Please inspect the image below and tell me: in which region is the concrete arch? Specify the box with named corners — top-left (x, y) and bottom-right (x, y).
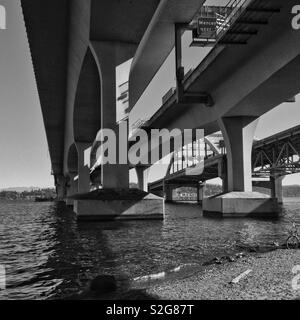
top-left (73, 47), bottom-right (101, 143)
top-left (67, 143), bottom-right (78, 174)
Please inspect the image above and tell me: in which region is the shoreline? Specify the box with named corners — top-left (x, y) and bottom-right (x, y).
top-left (68, 247), bottom-right (300, 300)
top-left (144, 249), bottom-right (300, 300)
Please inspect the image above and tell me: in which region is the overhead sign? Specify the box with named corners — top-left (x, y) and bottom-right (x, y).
top-left (193, 6), bottom-right (232, 40)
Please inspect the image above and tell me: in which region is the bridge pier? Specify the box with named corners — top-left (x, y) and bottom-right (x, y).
top-left (253, 176), bottom-right (283, 204)
top-left (164, 183), bottom-right (174, 202)
top-left (271, 176), bottom-right (283, 204)
top-left (197, 183), bottom-right (206, 203)
top-left (66, 173), bottom-right (77, 206)
top-left (93, 42), bottom-right (132, 190)
top-left (55, 175), bottom-right (67, 202)
top-left (73, 42), bottom-right (164, 220)
top-left (219, 161), bottom-right (228, 193)
top-left (220, 116), bottom-right (259, 192)
top-left (203, 116), bottom-right (279, 217)
top-left (136, 166), bottom-right (149, 192)
top-left (77, 142), bottom-right (91, 194)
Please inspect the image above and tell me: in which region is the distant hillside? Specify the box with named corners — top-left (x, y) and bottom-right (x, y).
top-left (0, 188), bottom-right (56, 201)
top-left (1, 184), bottom-right (300, 197)
top-left (0, 187), bottom-right (41, 192)
top-left (254, 185), bottom-right (300, 197)
top-left (129, 183), bottom-right (139, 189)
top-left (283, 185), bottom-right (300, 197)
top-left (176, 184), bottom-right (300, 198)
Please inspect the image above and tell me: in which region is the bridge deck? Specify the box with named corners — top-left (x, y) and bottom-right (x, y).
top-left (141, 0), bottom-right (292, 138)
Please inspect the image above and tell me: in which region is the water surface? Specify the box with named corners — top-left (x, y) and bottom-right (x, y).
top-left (0, 199), bottom-right (299, 299)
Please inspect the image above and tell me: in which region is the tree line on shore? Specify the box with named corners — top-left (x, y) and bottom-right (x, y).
top-left (1, 184), bottom-right (299, 201)
top-left (175, 184), bottom-right (300, 198)
top-left (0, 188), bottom-right (56, 200)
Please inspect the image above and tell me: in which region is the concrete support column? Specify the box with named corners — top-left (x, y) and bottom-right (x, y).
top-left (73, 42), bottom-right (165, 221)
top-left (136, 166), bottom-right (149, 192)
top-left (66, 173), bottom-right (77, 206)
top-left (90, 167), bottom-right (102, 190)
top-left (76, 142), bottom-right (91, 193)
top-left (218, 116), bottom-right (259, 192)
top-left (218, 159), bottom-right (228, 193)
top-left (204, 118), bottom-right (279, 216)
top-left (197, 183), bottom-right (206, 203)
top-left (271, 175), bottom-right (284, 204)
top-left (222, 176), bottom-right (228, 193)
top-left (91, 41), bottom-right (136, 189)
top-left (56, 175), bottom-right (67, 201)
top-left (164, 183), bottom-right (173, 202)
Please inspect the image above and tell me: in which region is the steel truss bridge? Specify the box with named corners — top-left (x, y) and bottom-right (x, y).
top-left (149, 125), bottom-right (300, 194)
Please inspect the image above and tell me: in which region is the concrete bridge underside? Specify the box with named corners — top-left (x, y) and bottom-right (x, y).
top-left (21, 0), bottom-right (300, 219)
top-left (22, 0), bottom-right (165, 220)
top-left (129, 0), bottom-right (300, 216)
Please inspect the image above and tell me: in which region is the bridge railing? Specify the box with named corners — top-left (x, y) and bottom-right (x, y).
top-left (215, 0), bottom-right (249, 37)
top-left (191, 0), bottom-right (252, 47)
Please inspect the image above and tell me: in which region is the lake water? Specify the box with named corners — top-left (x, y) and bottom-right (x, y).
top-left (0, 198), bottom-right (300, 299)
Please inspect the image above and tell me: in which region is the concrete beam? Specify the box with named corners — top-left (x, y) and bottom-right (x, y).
top-left (63, 0), bottom-right (91, 175)
top-left (129, 0), bottom-right (205, 110)
top-left (21, 0), bottom-right (70, 175)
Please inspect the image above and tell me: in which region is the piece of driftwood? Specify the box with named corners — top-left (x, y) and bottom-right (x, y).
top-left (230, 269), bottom-right (252, 284)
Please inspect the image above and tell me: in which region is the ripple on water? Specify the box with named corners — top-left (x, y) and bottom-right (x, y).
top-left (0, 198), bottom-right (299, 299)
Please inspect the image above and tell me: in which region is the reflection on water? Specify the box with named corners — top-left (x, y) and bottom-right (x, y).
top-left (0, 198), bottom-right (299, 299)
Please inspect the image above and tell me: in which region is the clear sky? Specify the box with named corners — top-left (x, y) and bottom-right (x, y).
top-left (0, 0), bottom-right (53, 188)
top-left (0, 0), bottom-right (299, 189)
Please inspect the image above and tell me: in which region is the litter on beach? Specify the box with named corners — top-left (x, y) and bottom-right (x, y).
top-left (230, 269), bottom-right (253, 284)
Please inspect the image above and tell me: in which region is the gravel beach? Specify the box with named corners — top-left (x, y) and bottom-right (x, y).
top-left (146, 249), bottom-right (300, 300)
